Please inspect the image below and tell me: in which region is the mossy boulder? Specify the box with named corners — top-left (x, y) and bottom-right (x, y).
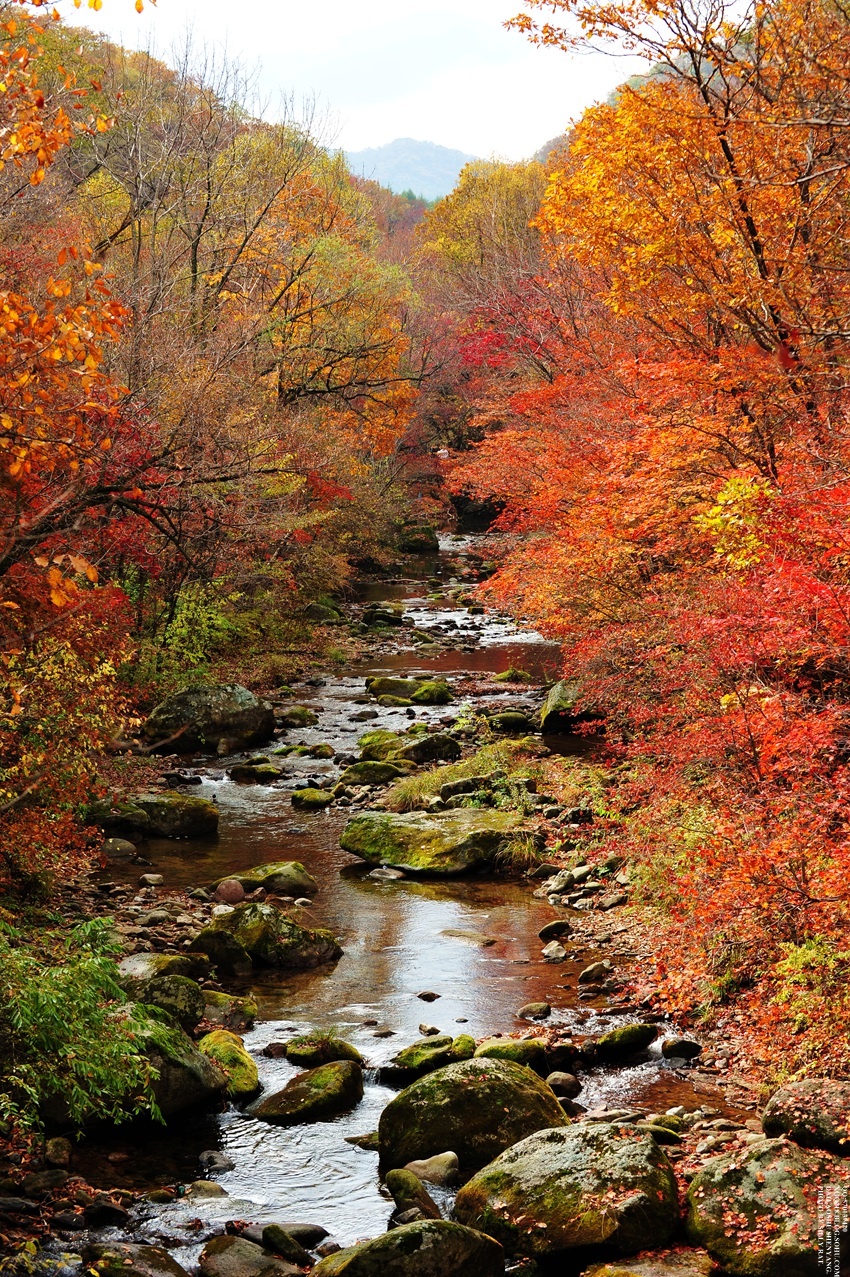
top-left (291, 787), bottom-right (333, 810)
top-left (92, 792), bottom-right (219, 838)
top-left (187, 927), bottom-right (253, 977)
top-left (250, 1060), bottom-right (363, 1126)
top-left (338, 760), bottom-right (407, 787)
top-left (303, 602), bottom-right (343, 623)
top-left (358, 729), bottom-right (404, 761)
top-left (85, 1244), bottom-right (191, 1277)
top-left (143, 683), bottom-right (275, 753)
top-left (211, 861), bottom-right (318, 897)
top-left (487, 711), bottom-right (536, 733)
top-left (592, 1023), bottom-right (658, 1061)
top-left (398, 525), bottom-right (440, 553)
top-left (135, 1012), bottom-right (228, 1117)
top-left (387, 1034), bottom-right (474, 1083)
top-left (340, 808), bottom-right (525, 876)
top-left (378, 695), bottom-right (412, 707)
top-left (394, 733), bottom-right (461, 764)
top-left (285, 1033), bottom-right (364, 1068)
top-left (139, 975), bottom-right (205, 1031)
top-left (384, 1168), bottom-right (441, 1220)
top-left (366, 677), bottom-right (420, 699)
top-left (540, 679), bottom-right (582, 733)
top-left (686, 1138), bottom-right (845, 1276)
top-left (583, 1256), bottom-right (716, 1277)
top-left (455, 1123), bottom-right (679, 1260)
top-left (410, 680), bottom-right (453, 705)
top-left (202, 990), bottom-right (257, 1032)
top-left (378, 1057), bottom-right (567, 1170)
top-left (277, 705), bottom-right (319, 728)
top-left (198, 1030), bottom-right (259, 1098)
top-left (493, 668), bottom-right (533, 684)
top-left (118, 951), bottom-right (210, 991)
top-left (474, 1038), bottom-right (547, 1073)
top-left (198, 1236), bottom-right (299, 1277)
top-left (311, 1220), bottom-right (504, 1277)
top-left (761, 1077), bottom-right (850, 1154)
top-left (207, 902), bottom-right (341, 968)
top-left (228, 762), bottom-right (284, 783)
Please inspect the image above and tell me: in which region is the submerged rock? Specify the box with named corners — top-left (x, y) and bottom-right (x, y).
top-left (455, 1123), bottom-right (679, 1260)
top-left (310, 1220), bottom-right (504, 1276)
top-left (761, 1077), bottom-right (850, 1154)
top-left (205, 902), bottom-right (341, 968)
top-left (378, 1057), bottom-right (567, 1170)
top-left (340, 808), bottom-right (526, 875)
top-left (686, 1137), bottom-right (845, 1276)
top-left (250, 1060), bottom-right (363, 1126)
top-left (143, 683), bottom-right (275, 753)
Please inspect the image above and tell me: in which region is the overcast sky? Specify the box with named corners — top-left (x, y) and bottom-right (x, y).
top-left (64, 0), bottom-right (643, 159)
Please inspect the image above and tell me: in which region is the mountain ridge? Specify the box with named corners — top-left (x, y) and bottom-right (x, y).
top-left (344, 137), bottom-right (479, 201)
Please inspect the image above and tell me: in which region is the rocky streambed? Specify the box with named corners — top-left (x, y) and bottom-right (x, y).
top-left (5, 536), bottom-right (846, 1277)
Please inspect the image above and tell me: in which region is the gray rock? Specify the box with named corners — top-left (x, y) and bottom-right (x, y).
top-left (517, 1001), bottom-right (551, 1020)
top-left (83, 1244), bottom-right (192, 1277)
top-left (310, 1220), bottom-right (504, 1276)
top-left (540, 679), bottom-right (582, 732)
top-left (197, 1236), bottom-right (299, 1277)
top-left (761, 1077), bottom-right (850, 1154)
top-left (403, 1152), bottom-right (459, 1186)
top-left (144, 683), bottom-right (274, 753)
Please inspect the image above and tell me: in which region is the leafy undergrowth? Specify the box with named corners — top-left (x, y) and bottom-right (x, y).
top-left (383, 739), bottom-right (545, 812)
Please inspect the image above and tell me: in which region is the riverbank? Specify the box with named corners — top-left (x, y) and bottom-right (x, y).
top-left (0, 534), bottom-right (843, 1277)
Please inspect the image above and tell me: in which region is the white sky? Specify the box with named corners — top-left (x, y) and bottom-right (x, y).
top-left (63, 0), bottom-right (644, 159)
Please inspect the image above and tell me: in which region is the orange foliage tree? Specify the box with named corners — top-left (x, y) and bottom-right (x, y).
top-left (446, 0), bottom-right (850, 1071)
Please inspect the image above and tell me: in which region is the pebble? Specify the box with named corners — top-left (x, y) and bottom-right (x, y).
top-left (419, 1024), bottom-right (440, 1036)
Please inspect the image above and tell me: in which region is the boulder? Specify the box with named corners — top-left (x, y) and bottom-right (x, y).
top-left (277, 705), bottom-right (319, 728)
top-left (487, 711), bottom-right (536, 733)
top-left (285, 1033), bottom-right (364, 1068)
top-left (761, 1077), bottom-right (850, 1155)
top-left (250, 1060), bottom-right (363, 1125)
top-left (540, 679), bottom-right (582, 733)
top-left (85, 1244), bottom-right (191, 1277)
top-left (358, 729), bottom-right (405, 760)
top-left (393, 733), bottom-right (461, 764)
top-left (211, 861), bottom-right (318, 897)
top-left (92, 792), bottom-right (219, 838)
top-left (378, 1057), bottom-right (567, 1170)
top-left (340, 808), bottom-right (525, 875)
top-left (143, 684), bottom-right (275, 753)
top-left (517, 1001), bottom-right (551, 1020)
top-left (198, 1236), bottom-right (300, 1277)
top-left (255, 1226), bottom-right (312, 1266)
top-left (136, 1013), bottom-right (228, 1117)
top-left (291, 787), bottom-right (333, 810)
top-left (455, 1123), bottom-right (679, 1260)
top-left (686, 1137), bottom-right (845, 1276)
top-left (228, 763), bottom-right (283, 783)
top-left (398, 525), bottom-right (440, 553)
top-left (384, 1168), bottom-right (442, 1221)
top-left (410, 681), bottom-right (453, 705)
top-left (198, 1030), bottom-right (259, 1098)
top-left (592, 1023), bottom-right (658, 1061)
top-left (385, 1034), bottom-right (473, 1083)
top-left (187, 927), bottom-right (253, 977)
top-left (661, 1037), bottom-right (702, 1061)
top-left (138, 975), bottom-right (205, 1030)
top-left (205, 902), bottom-right (341, 968)
top-left (338, 761), bottom-right (407, 787)
top-left (118, 952), bottom-right (210, 992)
top-left (310, 1220), bottom-right (504, 1276)
top-left (366, 677), bottom-right (421, 700)
top-left (474, 1038), bottom-right (547, 1073)
top-left (403, 1152), bottom-right (459, 1186)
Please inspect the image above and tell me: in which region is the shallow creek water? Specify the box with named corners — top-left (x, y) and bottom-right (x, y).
top-left (80, 535), bottom-right (741, 1255)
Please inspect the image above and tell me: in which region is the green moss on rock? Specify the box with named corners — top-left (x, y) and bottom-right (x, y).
top-left (410, 681), bottom-right (453, 706)
top-left (338, 761), bottom-right (407, 787)
top-left (291, 787), bottom-right (333, 810)
top-left (474, 1038), bottom-right (547, 1072)
top-left (211, 861), bottom-right (318, 896)
top-left (198, 1030), bottom-right (259, 1098)
top-left (207, 902), bottom-right (341, 968)
top-left (339, 808), bottom-right (525, 875)
top-left (285, 1033), bottom-right (364, 1068)
top-left (250, 1060), bottom-right (363, 1126)
top-left (310, 1220), bottom-right (504, 1277)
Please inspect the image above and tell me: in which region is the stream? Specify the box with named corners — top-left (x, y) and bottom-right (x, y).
top-left (77, 534), bottom-right (740, 1258)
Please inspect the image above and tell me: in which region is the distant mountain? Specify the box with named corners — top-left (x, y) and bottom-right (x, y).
top-left (345, 138), bottom-right (478, 202)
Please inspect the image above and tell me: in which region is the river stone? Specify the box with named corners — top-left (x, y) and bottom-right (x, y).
top-left (686, 1137), bottom-right (847, 1275)
top-left (546, 1071), bottom-right (582, 1098)
top-left (198, 1030), bottom-right (259, 1097)
top-left (310, 1220), bottom-right (504, 1276)
top-left (410, 680), bottom-right (454, 705)
top-left (386, 1034), bottom-right (473, 1082)
top-left (188, 927), bottom-right (253, 977)
top-left (455, 1122), bottom-right (679, 1260)
top-left (366, 677), bottom-right (421, 699)
top-left (540, 679), bottom-right (582, 732)
top-left (592, 1023), bottom-right (658, 1060)
top-left (198, 1236), bottom-right (300, 1277)
top-left (139, 975), bottom-right (205, 1030)
top-left (277, 705), bottom-right (319, 728)
top-left (358, 729), bottom-right (405, 760)
top-left (135, 1013), bottom-right (228, 1117)
top-left (144, 684), bottom-right (275, 753)
top-left (761, 1077), bottom-right (850, 1154)
top-left (385, 1169), bottom-right (442, 1220)
top-left (285, 1033), bottom-right (364, 1067)
top-left (228, 762), bottom-right (284, 783)
top-left (661, 1037), bottom-right (702, 1060)
top-left (517, 1001), bottom-right (551, 1020)
top-left (474, 1038), bottom-right (547, 1073)
top-left (215, 879), bottom-right (245, 904)
top-left (118, 952), bottom-right (210, 989)
top-left (92, 793), bottom-right (219, 838)
top-left (291, 787), bottom-right (333, 810)
top-left (584, 1253), bottom-right (717, 1277)
top-left (403, 1152), bottom-right (459, 1186)
top-left (394, 733), bottom-right (461, 764)
top-left (212, 861), bottom-right (318, 897)
top-left (85, 1244), bottom-right (192, 1277)
top-left (250, 1060), bottom-right (363, 1126)
top-left (257, 1226), bottom-right (312, 1266)
top-left (340, 808), bottom-right (525, 875)
top-left (338, 760), bottom-right (407, 787)
top-left (538, 919), bottom-right (573, 941)
top-left (378, 1057), bottom-right (567, 1170)
top-left (206, 902), bottom-right (342, 967)
top-left (487, 710), bottom-right (536, 733)
top-left (398, 525), bottom-right (440, 552)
